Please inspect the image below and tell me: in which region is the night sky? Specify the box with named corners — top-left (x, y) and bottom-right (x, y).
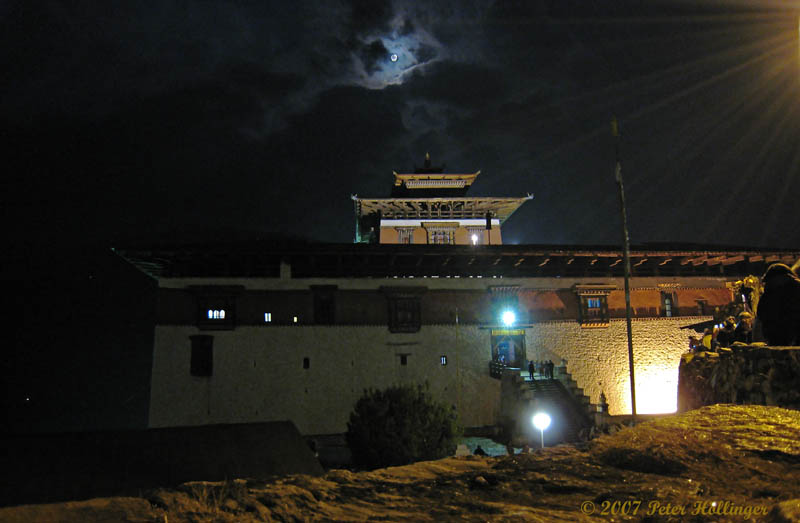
top-left (4, 0), bottom-right (800, 248)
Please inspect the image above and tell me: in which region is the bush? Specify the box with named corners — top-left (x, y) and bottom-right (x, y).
top-left (345, 383), bottom-right (460, 470)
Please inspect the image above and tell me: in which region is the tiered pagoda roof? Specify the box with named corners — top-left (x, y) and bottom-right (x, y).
top-left (353, 153), bottom-right (532, 224)
top-left (352, 196), bottom-right (533, 222)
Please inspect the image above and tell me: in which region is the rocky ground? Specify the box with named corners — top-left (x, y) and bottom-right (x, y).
top-left (1, 404), bottom-right (799, 522)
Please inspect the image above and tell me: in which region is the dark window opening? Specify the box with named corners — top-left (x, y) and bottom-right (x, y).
top-left (190, 335), bottom-right (213, 377)
top-left (400, 354), bottom-right (408, 366)
top-left (312, 285), bottom-right (337, 325)
top-left (303, 357), bottom-right (310, 369)
top-left (389, 297), bottom-right (421, 333)
top-left (661, 291), bottom-right (678, 317)
top-left (696, 299), bottom-right (708, 316)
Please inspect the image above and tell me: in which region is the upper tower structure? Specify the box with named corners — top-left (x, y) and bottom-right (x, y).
top-left (352, 154), bottom-right (532, 245)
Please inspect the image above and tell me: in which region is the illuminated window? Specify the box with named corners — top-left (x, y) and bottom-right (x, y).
top-left (467, 227), bottom-right (484, 245)
top-left (264, 312), bottom-right (272, 322)
top-left (586, 298), bottom-right (602, 318)
top-left (440, 355), bottom-right (447, 366)
top-left (293, 316), bottom-right (298, 323)
top-left (576, 285), bottom-right (611, 327)
top-left (196, 288), bottom-right (238, 330)
top-left (207, 309), bottom-right (226, 319)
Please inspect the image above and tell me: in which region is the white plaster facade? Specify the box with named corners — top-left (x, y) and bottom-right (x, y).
top-left (149, 324), bottom-right (502, 434)
top-left (148, 273), bottom-right (709, 433)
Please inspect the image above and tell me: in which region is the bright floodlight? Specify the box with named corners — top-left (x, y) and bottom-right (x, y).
top-left (532, 412), bottom-right (551, 448)
top-left (471, 233), bottom-right (478, 245)
top-left (390, 53), bottom-right (398, 62)
top-left (532, 412), bottom-right (551, 431)
top-left (501, 310), bottom-right (516, 327)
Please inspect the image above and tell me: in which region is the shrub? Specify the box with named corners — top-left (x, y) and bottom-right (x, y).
top-left (345, 383), bottom-right (460, 470)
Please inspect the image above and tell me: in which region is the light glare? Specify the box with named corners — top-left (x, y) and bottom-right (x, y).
top-left (532, 412), bottom-right (551, 431)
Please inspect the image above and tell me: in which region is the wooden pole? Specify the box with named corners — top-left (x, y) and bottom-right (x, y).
top-left (612, 116), bottom-right (637, 417)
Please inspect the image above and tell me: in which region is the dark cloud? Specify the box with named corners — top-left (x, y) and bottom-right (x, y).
top-left (402, 61), bottom-right (508, 107)
top-left (349, 0), bottom-right (394, 36)
top-left (3, 0), bottom-right (799, 248)
top-left (359, 39), bottom-right (390, 74)
top-left (399, 18), bottom-right (415, 36)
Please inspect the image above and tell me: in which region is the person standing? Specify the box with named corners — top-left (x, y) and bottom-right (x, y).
top-left (717, 317), bottom-right (736, 348)
top-left (757, 263), bottom-right (800, 346)
top-left (735, 311), bottom-right (754, 344)
top-left (528, 359), bottom-right (535, 381)
top-left (701, 328), bottom-right (713, 351)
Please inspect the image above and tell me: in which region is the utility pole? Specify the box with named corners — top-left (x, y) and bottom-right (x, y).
top-left (612, 116), bottom-right (637, 417)
top-left (455, 307), bottom-right (462, 418)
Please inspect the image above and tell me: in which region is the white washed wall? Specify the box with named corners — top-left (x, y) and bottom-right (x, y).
top-left (149, 324), bottom-right (501, 434)
top-left (149, 316), bottom-right (704, 433)
top-left (525, 317), bottom-right (707, 415)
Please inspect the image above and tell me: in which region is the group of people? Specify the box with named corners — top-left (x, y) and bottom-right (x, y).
top-left (528, 359), bottom-right (555, 380)
top-left (688, 311), bottom-right (754, 352)
top-left (689, 261), bottom-right (800, 351)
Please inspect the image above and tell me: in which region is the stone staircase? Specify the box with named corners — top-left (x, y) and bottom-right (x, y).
top-left (553, 363), bottom-right (596, 419)
top-left (524, 378), bottom-right (591, 443)
top-left (500, 363), bottom-right (602, 445)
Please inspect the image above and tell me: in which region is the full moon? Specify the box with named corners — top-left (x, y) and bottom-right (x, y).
top-left (390, 53), bottom-right (398, 62)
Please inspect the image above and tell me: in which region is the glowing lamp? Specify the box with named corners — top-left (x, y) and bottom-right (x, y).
top-left (471, 233), bottom-right (478, 245)
top-left (390, 53), bottom-right (398, 62)
top-left (501, 310), bottom-right (516, 327)
top-left (532, 412), bottom-right (551, 448)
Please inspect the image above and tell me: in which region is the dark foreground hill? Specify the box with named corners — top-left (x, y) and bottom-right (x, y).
top-left (1, 404), bottom-right (799, 522)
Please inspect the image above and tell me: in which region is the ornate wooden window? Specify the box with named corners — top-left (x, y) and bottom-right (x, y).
top-left (574, 284), bottom-right (614, 328)
top-left (311, 285), bottom-right (337, 325)
top-left (382, 286), bottom-right (426, 333)
top-left (423, 222), bottom-right (457, 245)
top-left (661, 291), bottom-right (678, 317)
top-left (396, 227), bottom-right (415, 244)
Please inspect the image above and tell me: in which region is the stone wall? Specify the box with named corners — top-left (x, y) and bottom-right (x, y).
top-left (149, 324), bottom-right (502, 434)
top-left (149, 317), bottom-right (696, 434)
top-left (677, 346), bottom-right (800, 412)
top-left (525, 318), bottom-right (695, 415)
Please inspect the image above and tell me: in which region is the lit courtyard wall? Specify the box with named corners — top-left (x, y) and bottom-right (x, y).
top-left (525, 317), bottom-right (704, 415)
top-left (149, 324), bottom-right (501, 435)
